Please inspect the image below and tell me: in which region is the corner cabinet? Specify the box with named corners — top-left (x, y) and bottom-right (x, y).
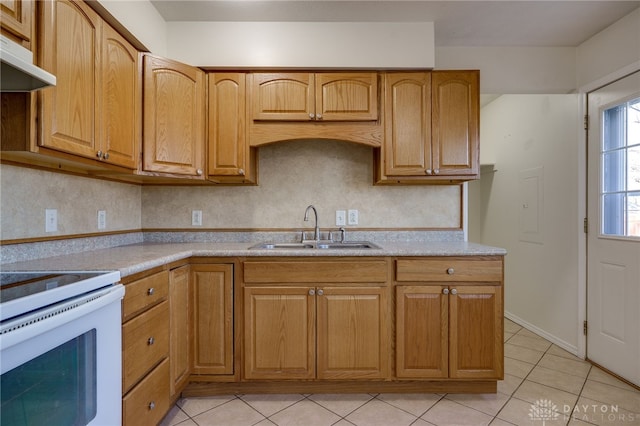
top-left (169, 265), bottom-right (191, 398)
top-left (376, 70), bottom-right (480, 184)
top-left (242, 259), bottom-right (389, 380)
top-left (142, 54), bottom-right (205, 178)
top-left (395, 257), bottom-right (504, 380)
top-left (207, 73), bottom-right (256, 184)
top-left (39, 0), bottom-right (140, 170)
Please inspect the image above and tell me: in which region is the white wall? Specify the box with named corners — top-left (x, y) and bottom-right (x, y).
top-left (471, 95), bottom-right (581, 352)
top-left (166, 22), bottom-right (435, 68)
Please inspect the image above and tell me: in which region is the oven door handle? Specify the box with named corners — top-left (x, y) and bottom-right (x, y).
top-left (0, 284), bottom-right (125, 352)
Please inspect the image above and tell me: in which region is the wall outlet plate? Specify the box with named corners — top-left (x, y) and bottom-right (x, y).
top-left (336, 210), bottom-right (346, 226)
top-left (348, 209), bottom-right (358, 225)
top-left (97, 210), bottom-right (106, 230)
top-left (45, 209), bottom-right (57, 233)
top-left (192, 210), bottom-right (203, 226)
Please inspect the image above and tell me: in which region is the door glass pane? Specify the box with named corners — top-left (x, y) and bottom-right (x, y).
top-left (601, 96), bottom-right (640, 237)
top-left (0, 330), bottom-right (97, 426)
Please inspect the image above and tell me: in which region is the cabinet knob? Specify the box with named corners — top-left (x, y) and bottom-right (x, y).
top-left (317, 289), bottom-right (324, 296)
top-left (147, 337), bottom-right (155, 345)
top-left (443, 288), bottom-right (450, 295)
top-left (447, 268), bottom-right (455, 275)
top-left (147, 287), bottom-right (154, 296)
top-left (451, 288), bottom-right (458, 295)
top-left (238, 169), bottom-right (245, 176)
top-left (434, 169), bottom-right (440, 175)
top-left (309, 289), bottom-right (315, 296)
top-left (426, 169), bottom-right (432, 175)
top-left (196, 169), bottom-right (203, 176)
top-left (96, 150), bottom-right (103, 159)
top-left (309, 113), bottom-right (315, 119)
top-left (316, 113), bottom-right (322, 120)
top-left (148, 401), bottom-right (156, 410)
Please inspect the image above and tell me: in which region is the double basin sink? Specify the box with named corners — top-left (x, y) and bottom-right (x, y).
top-left (249, 241), bottom-right (381, 250)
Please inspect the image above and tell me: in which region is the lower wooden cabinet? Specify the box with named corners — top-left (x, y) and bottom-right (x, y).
top-left (191, 263), bottom-right (234, 375)
top-left (169, 265), bottom-right (191, 398)
top-left (395, 257), bottom-right (504, 380)
top-left (122, 358), bottom-right (171, 426)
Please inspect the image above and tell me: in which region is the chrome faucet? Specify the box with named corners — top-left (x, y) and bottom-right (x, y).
top-left (303, 205), bottom-right (320, 242)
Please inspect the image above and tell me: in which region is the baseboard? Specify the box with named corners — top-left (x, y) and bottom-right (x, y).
top-left (504, 310), bottom-right (580, 358)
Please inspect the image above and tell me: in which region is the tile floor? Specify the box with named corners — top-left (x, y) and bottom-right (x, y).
top-left (160, 319), bottom-right (640, 426)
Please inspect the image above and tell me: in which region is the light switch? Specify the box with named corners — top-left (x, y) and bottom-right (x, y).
top-left (45, 209), bottom-right (57, 233)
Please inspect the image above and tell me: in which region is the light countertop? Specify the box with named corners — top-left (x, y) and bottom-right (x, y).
top-left (1, 241), bottom-right (506, 278)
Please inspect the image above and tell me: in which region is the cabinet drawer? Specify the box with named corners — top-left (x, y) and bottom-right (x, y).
top-left (396, 258), bottom-right (502, 283)
top-left (123, 358), bottom-right (170, 426)
top-left (244, 260), bottom-right (388, 283)
top-left (123, 270), bottom-right (169, 320)
top-left (123, 301), bottom-right (169, 392)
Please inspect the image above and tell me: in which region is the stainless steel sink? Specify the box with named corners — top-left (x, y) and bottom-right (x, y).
top-left (249, 241), bottom-right (380, 250)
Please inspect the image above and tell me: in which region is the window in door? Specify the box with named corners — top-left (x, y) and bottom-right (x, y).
top-left (601, 96), bottom-right (640, 237)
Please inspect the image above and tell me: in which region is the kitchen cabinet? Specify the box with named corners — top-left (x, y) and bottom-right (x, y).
top-left (169, 265), bottom-right (191, 398)
top-left (121, 269), bottom-right (170, 426)
top-left (395, 257), bottom-right (503, 379)
top-left (39, 0), bottom-right (140, 170)
top-left (376, 70), bottom-right (480, 183)
top-left (251, 72), bottom-right (378, 122)
top-left (142, 54), bottom-right (205, 178)
top-left (1, 0), bottom-right (33, 49)
top-left (243, 259), bottom-right (389, 380)
top-left (207, 72), bottom-right (256, 184)
top-left (191, 263), bottom-right (234, 375)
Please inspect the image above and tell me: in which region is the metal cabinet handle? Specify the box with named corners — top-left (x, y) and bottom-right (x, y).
top-left (426, 169), bottom-right (432, 175)
top-left (196, 169), bottom-right (203, 176)
top-left (309, 289), bottom-right (315, 296)
top-left (316, 113), bottom-right (322, 120)
top-left (317, 289), bottom-right (324, 296)
top-left (447, 268), bottom-right (455, 275)
top-left (443, 288), bottom-right (450, 295)
top-left (147, 337), bottom-right (155, 345)
top-left (148, 401), bottom-right (156, 410)
top-left (451, 288), bottom-right (457, 295)
top-left (238, 169), bottom-right (245, 176)
top-left (434, 169), bottom-right (440, 175)
top-left (96, 150), bottom-right (103, 159)
top-left (147, 287), bottom-right (154, 296)
top-left (309, 113), bottom-right (315, 119)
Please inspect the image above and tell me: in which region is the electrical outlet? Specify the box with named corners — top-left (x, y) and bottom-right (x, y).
top-left (45, 209), bottom-right (57, 233)
top-left (97, 210), bottom-right (106, 230)
top-left (348, 209), bottom-right (358, 225)
top-left (336, 210), bottom-right (346, 226)
top-left (192, 210), bottom-right (203, 226)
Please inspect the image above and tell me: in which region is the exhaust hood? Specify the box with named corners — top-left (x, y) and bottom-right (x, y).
top-left (1, 35), bottom-right (56, 92)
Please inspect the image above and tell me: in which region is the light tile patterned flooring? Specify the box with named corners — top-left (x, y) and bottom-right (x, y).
top-left (161, 319), bottom-right (640, 426)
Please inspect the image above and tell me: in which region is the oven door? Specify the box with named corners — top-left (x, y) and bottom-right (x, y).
top-left (1, 284), bottom-right (125, 426)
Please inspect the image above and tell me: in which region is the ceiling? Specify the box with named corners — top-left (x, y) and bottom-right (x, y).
top-left (150, 0), bottom-right (640, 47)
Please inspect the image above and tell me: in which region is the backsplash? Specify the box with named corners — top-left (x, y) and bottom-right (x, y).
top-left (1, 140), bottom-right (461, 244)
top-left (142, 140), bottom-right (462, 230)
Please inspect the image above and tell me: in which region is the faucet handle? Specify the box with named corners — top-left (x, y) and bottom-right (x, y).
top-left (339, 227), bottom-right (346, 243)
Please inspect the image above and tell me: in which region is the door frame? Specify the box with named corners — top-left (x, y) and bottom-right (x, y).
top-left (577, 61), bottom-right (640, 360)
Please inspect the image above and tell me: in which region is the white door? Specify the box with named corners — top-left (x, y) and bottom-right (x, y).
top-left (587, 70), bottom-right (640, 386)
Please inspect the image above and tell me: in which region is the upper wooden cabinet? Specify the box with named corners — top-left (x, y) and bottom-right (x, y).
top-left (143, 54), bottom-right (205, 178)
top-left (376, 70), bottom-right (479, 183)
top-left (1, 0), bottom-right (33, 49)
top-left (38, 0), bottom-right (140, 170)
top-left (251, 72), bottom-right (378, 122)
top-left (207, 73), bottom-right (256, 184)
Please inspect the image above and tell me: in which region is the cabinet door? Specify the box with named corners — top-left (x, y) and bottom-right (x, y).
top-left (316, 73), bottom-right (378, 121)
top-left (449, 285), bottom-right (503, 379)
top-left (101, 24), bottom-right (140, 169)
top-left (244, 286), bottom-right (316, 379)
top-left (192, 264), bottom-right (234, 375)
top-left (396, 285), bottom-right (448, 378)
top-left (208, 73), bottom-right (250, 179)
top-left (169, 265), bottom-right (190, 397)
top-left (316, 286), bottom-right (389, 379)
top-left (1, 0), bottom-right (32, 48)
top-left (383, 73), bottom-right (432, 176)
top-left (40, 0), bottom-right (101, 159)
top-left (431, 71), bottom-right (479, 177)
top-left (251, 73), bottom-right (314, 121)
top-left (143, 54), bottom-right (205, 176)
